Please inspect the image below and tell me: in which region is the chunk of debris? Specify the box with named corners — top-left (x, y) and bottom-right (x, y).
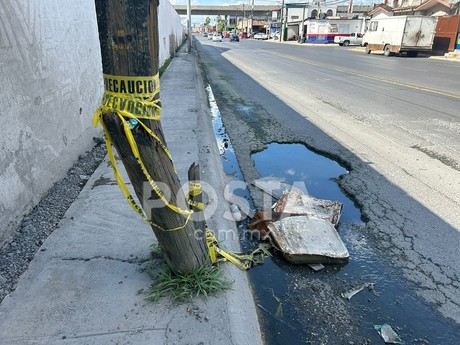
top-left (230, 203), bottom-right (243, 221)
top-left (308, 263), bottom-right (325, 272)
top-left (252, 177), bottom-right (305, 200)
top-left (341, 282), bottom-right (376, 300)
top-left (273, 191), bottom-right (343, 227)
top-left (374, 324), bottom-right (404, 344)
top-left (266, 216), bottom-right (349, 264)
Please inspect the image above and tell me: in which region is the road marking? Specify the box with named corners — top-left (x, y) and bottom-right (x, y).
top-left (268, 51), bottom-right (460, 100)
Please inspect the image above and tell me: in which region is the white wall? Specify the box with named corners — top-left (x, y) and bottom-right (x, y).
top-left (0, 0), bottom-right (103, 242)
top-left (0, 0), bottom-right (185, 242)
top-left (158, 0), bottom-right (185, 65)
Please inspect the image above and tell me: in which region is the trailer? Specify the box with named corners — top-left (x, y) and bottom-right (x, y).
top-left (362, 16), bottom-right (438, 57)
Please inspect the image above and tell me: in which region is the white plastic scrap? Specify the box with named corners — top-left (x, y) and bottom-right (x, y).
top-left (374, 324), bottom-right (404, 344)
top-left (341, 282), bottom-right (375, 300)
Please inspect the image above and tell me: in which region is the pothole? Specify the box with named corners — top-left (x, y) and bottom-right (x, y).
top-left (205, 84), bottom-right (460, 344)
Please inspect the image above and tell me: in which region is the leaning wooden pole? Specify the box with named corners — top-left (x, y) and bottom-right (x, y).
top-left (94, 0), bottom-right (208, 273)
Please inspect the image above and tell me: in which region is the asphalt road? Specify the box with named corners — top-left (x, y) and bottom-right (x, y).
top-left (194, 35), bottom-right (460, 343)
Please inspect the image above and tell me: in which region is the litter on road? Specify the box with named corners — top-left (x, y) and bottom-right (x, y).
top-left (341, 282), bottom-right (377, 300)
top-left (308, 263), bottom-right (326, 271)
top-left (374, 324), bottom-right (404, 344)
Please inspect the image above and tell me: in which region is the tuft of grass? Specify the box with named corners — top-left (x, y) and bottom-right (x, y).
top-left (159, 58), bottom-right (172, 77)
top-left (145, 264), bottom-right (233, 304)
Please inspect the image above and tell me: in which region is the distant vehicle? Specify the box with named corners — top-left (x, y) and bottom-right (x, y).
top-left (270, 31), bottom-right (280, 39)
top-left (254, 32), bottom-right (269, 40)
top-left (334, 32), bottom-right (364, 46)
top-left (239, 32), bottom-right (248, 39)
top-left (203, 33), bottom-right (208, 37)
top-left (212, 33), bottom-right (223, 42)
top-left (229, 34), bottom-right (239, 42)
top-left (207, 33), bottom-right (214, 40)
top-left (363, 15), bottom-right (438, 57)
top-left (224, 32), bottom-right (231, 38)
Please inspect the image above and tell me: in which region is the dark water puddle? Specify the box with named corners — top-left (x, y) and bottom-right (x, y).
top-left (205, 85), bottom-right (460, 344)
top-left (251, 142), bottom-right (360, 223)
top-left (251, 143), bottom-right (460, 344)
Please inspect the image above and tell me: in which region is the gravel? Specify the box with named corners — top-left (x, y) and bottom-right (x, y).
top-left (0, 138), bottom-right (107, 302)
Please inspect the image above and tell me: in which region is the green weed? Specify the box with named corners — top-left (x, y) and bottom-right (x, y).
top-left (145, 258), bottom-right (232, 304)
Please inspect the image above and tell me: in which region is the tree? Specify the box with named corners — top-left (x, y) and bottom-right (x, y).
top-left (93, 0), bottom-right (208, 274)
top-left (216, 15), bottom-right (226, 33)
top-left (204, 16), bottom-right (211, 27)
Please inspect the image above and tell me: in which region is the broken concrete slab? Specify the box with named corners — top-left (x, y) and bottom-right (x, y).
top-left (273, 191), bottom-right (343, 227)
top-left (251, 177), bottom-right (305, 200)
top-left (266, 216), bottom-right (349, 264)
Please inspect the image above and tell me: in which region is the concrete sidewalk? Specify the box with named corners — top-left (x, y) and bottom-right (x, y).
top-left (0, 47), bottom-right (262, 345)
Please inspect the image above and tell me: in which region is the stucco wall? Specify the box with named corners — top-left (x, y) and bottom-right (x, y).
top-left (0, 0), bottom-right (185, 242)
top-left (158, 0), bottom-right (185, 64)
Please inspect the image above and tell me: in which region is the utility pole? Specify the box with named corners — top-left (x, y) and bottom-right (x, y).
top-left (243, 4), bottom-right (246, 33)
top-left (301, 4), bottom-right (306, 43)
top-left (279, 0), bottom-right (284, 42)
top-left (187, 0), bottom-right (192, 52)
top-left (347, 0), bottom-right (354, 14)
top-left (250, 0), bottom-right (254, 35)
top-left (93, 0), bottom-right (208, 274)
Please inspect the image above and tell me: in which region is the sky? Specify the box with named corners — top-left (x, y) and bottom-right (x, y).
top-left (170, 0), bottom-right (373, 6)
top-left (171, 0), bottom-right (282, 5)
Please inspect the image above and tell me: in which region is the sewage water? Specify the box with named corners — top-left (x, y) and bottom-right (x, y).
top-left (206, 85), bottom-right (460, 344)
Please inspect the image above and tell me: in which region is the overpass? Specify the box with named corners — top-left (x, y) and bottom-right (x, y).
top-left (173, 5), bottom-right (277, 17)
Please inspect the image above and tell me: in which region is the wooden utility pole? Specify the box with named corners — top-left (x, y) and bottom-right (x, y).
top-left (94, 0), bottom-right (208, 274)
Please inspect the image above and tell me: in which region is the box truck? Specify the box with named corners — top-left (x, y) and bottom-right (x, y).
top-left (362, 16), bottom-right (438, 57)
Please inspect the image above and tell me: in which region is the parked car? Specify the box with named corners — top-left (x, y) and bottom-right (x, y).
top-left (334, 32), bottom-right (364, 46)
top-left (270, 31), bottom-right (280, 39)
top-left (203, 33), bottom-right (208, 38)
top-left (224, 32), bottom-right (231, 38)
top-left (254, 32), bottom-right (269, 40)
top-left (212, 33), bottom-right (223, 42)
top-left (239, 32), bottom-right (248, 39)
top-left (207, 33), bottom-right (214, 40)
top-left (229, 34), bottom-right (239, 42)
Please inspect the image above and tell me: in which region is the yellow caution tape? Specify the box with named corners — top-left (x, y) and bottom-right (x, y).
top-left (205, 228), bottom-right (272, 270)
top-left (93, 73), bottom-right (192, 232)
top-left (93, 74), bottom-right (161, 128)
top-left (94, 73), bottom-right (272, 267)
top-left (188, 179), bottom-right (270, 270)
top-left (187, 181), bottom-right (205, 210)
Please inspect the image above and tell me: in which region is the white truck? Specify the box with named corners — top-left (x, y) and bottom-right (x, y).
top-left (334, 32), bottom-right (364, 46)
top-left (362, 16), bottom-right (438, 57)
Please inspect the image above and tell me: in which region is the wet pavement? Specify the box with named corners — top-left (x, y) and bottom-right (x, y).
top-left (205, 83), bottom-right (460, 344)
